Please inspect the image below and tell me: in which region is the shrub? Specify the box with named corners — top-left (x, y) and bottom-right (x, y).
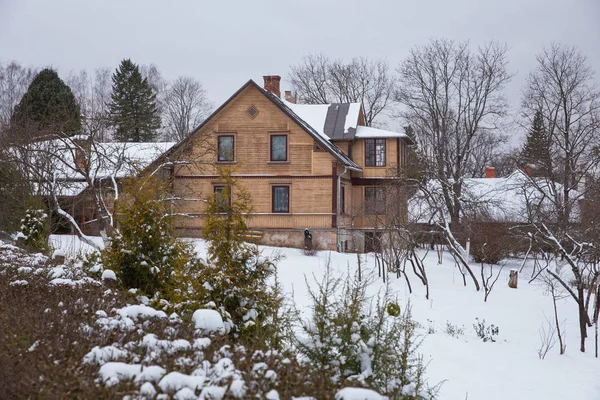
top-left (18, 207), bottom-right (50, 253)
top-left (444, 321), bottom-right (464, 338)
top-left (473, 318), bottom-right (499, 342)
top-left (102, 175), bottom-right (192, 296)
top-left (465, 221), bottom-right (513, 264)
top-left (168, 168), bottom-right (284, 343)
top-left (296, 265), bottom-right (437, 399)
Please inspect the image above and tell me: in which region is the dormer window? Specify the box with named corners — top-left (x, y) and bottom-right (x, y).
top-left (365, 138), bottom-right (386, 167)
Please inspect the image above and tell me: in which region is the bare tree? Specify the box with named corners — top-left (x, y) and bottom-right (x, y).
top-left (522, 43), bottom-right (600, 231)
top-left (67, 68), bottom-right (113, 141)
top-left (0, 61), bottom-right (37, 132)
top-left (479, 257), bottom-right (506, 302)
top-left (537, 317), bottom-right (558, 359)
top-left (396, 39), bottom-right (511, 228)
top-left (541, 272), bottom-right (568, 355)
top-left (9, 133), bottom-right (133, 248)
top-left (289, 54), bottom-right (396, 126)
top-left (162, 76), bottom-right (213, 141)
top-left (520, 44), bottom-right (600, 352)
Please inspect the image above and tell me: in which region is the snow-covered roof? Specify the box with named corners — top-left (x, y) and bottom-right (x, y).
top-left (355, 125), bottom-right (410, 139)
top-left (282, 101), bottom-right (331, 141)
top-left (282, 99), bottom-right (362, 141)
top-left (15, 138), bottom-right (176, 197)
top-left (409, 170), bottom-right (580, 224)
top-left (262, 88), bottom-right (361, 170)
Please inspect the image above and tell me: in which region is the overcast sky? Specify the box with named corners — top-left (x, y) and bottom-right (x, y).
top-left (1, 0), bottom-right (599, 133)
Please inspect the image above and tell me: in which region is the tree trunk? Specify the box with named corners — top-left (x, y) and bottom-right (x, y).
top-left (579, 285), bottom-right (588, 352)
top-left (508, 270), bottom-right (518, 289)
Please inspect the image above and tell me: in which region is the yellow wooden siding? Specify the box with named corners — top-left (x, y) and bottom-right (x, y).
top-left (175, 214), bottom-right (333, 230)
top-left (163, 83), bottom-right (410, 235)
top-left (172, 86), bottom-right (338, 177)
top-left (172, 176), bottom-right (334, 229)
top-left (350, 138), bottom-right (399, 178)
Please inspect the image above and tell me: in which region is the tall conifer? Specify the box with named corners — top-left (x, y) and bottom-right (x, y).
top-left (520, 110), bottom-right (551, 176)
top-left (108, 59), bottom-right (160, 142)
top-left (11, 68), bottom-right (81, 136)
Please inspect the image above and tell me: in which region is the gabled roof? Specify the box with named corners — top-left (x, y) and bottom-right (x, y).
top-left (153, 79), bottom-right (361, 171)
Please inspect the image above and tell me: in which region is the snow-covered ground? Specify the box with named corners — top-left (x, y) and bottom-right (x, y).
top-left (49, 235), bottom-right (600, 399)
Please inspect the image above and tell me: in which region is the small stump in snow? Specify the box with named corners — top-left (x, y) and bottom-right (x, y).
top-left (509, 269), bottom-right (518, 289)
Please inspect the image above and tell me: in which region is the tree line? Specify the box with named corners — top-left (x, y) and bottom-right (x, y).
top-left (0, 59), bottom-right (213, 143)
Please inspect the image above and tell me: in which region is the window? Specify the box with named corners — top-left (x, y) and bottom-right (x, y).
top-left (365, 186), bottom-right (386, 215)
top-left (272, 186), bottom-right (289, 213)
top-left (340, 186), bottom-right (346, 214)
top-left (214, 185), bottom-right (231, 212)
top-left (270, 135), bottom-right (288, 161)
top-left (247, 106), bottom-right (259, 119)
top-left (365, 138), bottom-right (386, 167)
top-left (217, 135), bottom-right (234, 162)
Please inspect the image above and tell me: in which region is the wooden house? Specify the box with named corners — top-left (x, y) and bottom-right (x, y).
top-left (153, 76), bottom-right (412, 252)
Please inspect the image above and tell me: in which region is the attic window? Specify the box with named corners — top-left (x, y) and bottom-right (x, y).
top-left (313, 141), bottom-right (325, 152)
top-left (246, 106), bottom-right (259, 119)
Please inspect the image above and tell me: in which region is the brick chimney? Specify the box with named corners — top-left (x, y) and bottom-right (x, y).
top-left (284, 90), bottom-right (296, 103)
top-left (485, 166), bottom-right (496, 178)
top-left (263, 75), bottom-right (281, 98)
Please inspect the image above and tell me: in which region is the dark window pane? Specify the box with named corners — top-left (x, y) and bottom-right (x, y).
top-left (271, 135), bottom-right (287, 161)
top-left (365, 139), bottom-right (375, 166)
top-left (214, 186), bottom-right (230, 212)
top-left (365, 139), bottom-right (385, 167)
top-left (218, 136), bottom-right (234, 161)
top-left (272, 186), bottom-right (289, 213)
top-left (365, 186), bottom-right (385, 215)
top-left (375, 139), bottom-right (386, 166)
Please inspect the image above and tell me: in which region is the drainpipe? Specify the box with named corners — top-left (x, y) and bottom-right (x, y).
top-left (337, 166), bottom-right (348, 252)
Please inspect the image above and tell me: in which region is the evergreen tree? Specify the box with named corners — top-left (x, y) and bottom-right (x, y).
top-left (108, 59), bottom-right (160, 142)
top-left (520, 110), bottom-right (551, 176)
top-left (102, 175), bottom-right (190, 295)
top-left (11, 68), bottom-right (81, 136)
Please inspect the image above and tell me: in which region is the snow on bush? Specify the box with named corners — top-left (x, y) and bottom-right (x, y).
top-left (98, 362), bottom-right (143, 386)
top-left (335, 387), bottom-right (388, 400)
top-left (101, 269), bottom-right (116, 280)
top-left (192, 309), bottom-right (225, 334)
top-left (83, 345), bottom-right (130, 365)
top-left (117, 304), bottom-right (168, 321)
top-left (158, 371), bottom-right (206, 393)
